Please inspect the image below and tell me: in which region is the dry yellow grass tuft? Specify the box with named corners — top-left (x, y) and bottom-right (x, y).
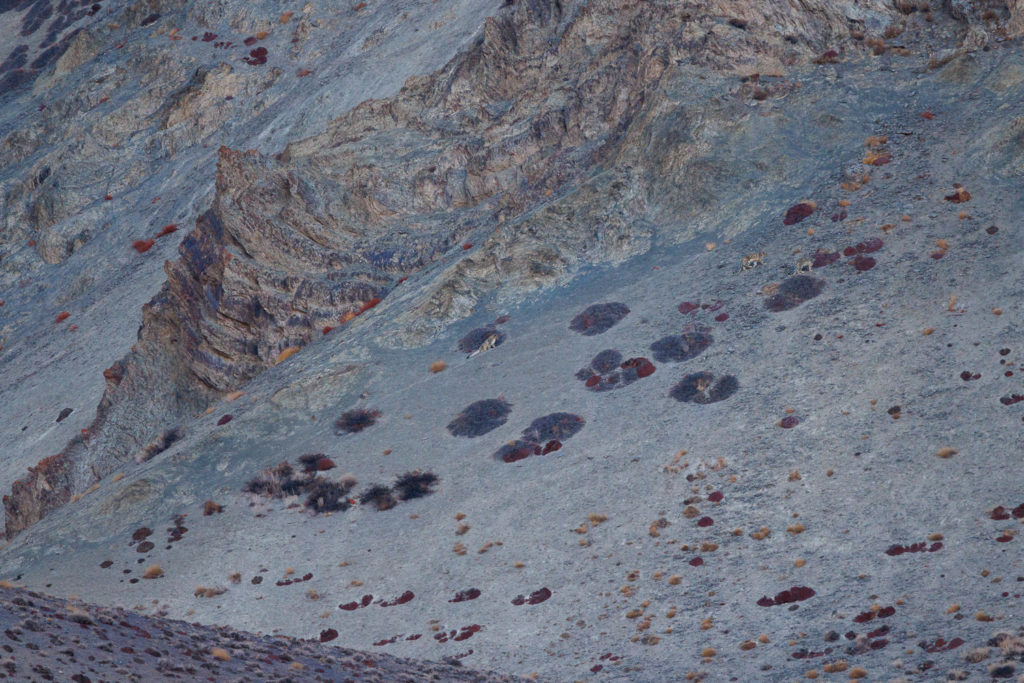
top-left (274, 347), bottom-right (300, 365)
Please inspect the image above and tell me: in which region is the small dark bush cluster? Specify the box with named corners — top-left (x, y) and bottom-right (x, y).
top-left (298, 453), bottom-right (336, 473)
top-left (335, 408), bottom-right (381, 434)
top-left (243, 459), bottom-right (356, 515)
top-left (358, 484), bottom-right (397, 511)
top-left (393, 470), bottom-right (439, 500)
top-left (306, 480), bottom-right (352, 514)
top-left (357, 470), bottom-right (439, 512)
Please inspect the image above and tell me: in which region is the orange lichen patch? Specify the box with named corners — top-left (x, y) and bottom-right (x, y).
top-left (297, 69), bottom-right (313, 77)
top-left (838, 199), bottom-right (851, 207)
top-left (841, 173), bottom-right (871, 191)
top-left (155, 224), bottom-right (177, 238)
top-left (588, 513), bottom-right (608, 524)
top-left (203, 500), bottom-right (224, 515)
top-left (823, 660), bottom-right (848, 673)
top-left (928, 533), bottom-right (944, 541)
top-left (848, 666), bottom-right (867, 678)
top-left (880, 223), bottom-right (895, 233)
top-left (993, 308), bottom-right (1003, 316)
top-left (255, 30), bottom-right (269, 39)
top-left (453, 542), bottom-right (467, 555)
top-left (280, 11), bottom-right (293, 22)
top-left (922, 327), bottom-right (935, 335)
top-left (787, 523), bottom-right (806, 534)
top-left (976, 611), bottom-right (994, 622)
top-left (701, 647), bottom-right (716, 658)
top-left (946, 603), bottom-right (960, 614)
top-left (195, 586), bottom-right (227, 598)
top-left (429, 360), bottom-right (447, 373)
top-left (339, 311), bottom-right (358, 324)
top-left (54, 311), bottom-right (70, 323)
top-left (945, 185), bottom-right (971, 203)
top-left (132, 239), bottom-right (155, 253)
top-left (862, 150), bottom-right (891, 166)
top-left (865, 135), bottom-right (888, 147)
top-left (274, 347), bottom-right (300, 365)
top-left (668, 575), bottom-right (682, 585)
top-left (357, 297), bottom-right (382, 314)
top-left (750, 527), bottom-right (771, 540)
top-left (700, 617), bottom-right (712, 630)
top-left (224, 390), bottom-right (245, 402)
top-left (111, 473), bottom-right (125, 482)
top-left (740, 640), bottom-right (756, 650)
top-left (143, 564), bottom-right (164, 579)
top-left (935, 446), bottom-right (958, 459)
top-left (210, 647), bottom-right (231, 661)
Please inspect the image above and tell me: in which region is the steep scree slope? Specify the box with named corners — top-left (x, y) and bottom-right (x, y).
top-left (1, 0), bottom-right (1024, 681)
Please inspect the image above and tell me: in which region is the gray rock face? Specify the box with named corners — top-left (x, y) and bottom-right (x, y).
top-left (2, 0), bottom-right (1024, 680)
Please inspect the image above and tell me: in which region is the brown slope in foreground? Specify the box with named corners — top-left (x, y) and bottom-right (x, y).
top-left (0, 585), bottom-right (525, 682)
top-left (3, 0), bottom-right (911, 536)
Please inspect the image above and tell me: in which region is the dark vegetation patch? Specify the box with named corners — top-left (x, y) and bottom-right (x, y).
top-left (511, 587), bottom-right (552, 605)
top-left (649, 330), bottom-right (713, 363)
top-left (885, 541), bottom-right (942, 556)
top-left (757, 586), bottom-right (815, 606)
top-left (569, 302), bottom-right (630, 336)
top-left (783, 201), bottom-right (816, 225)
top-left (358, 484), bottom-right (396, 511)
top-left (243, 460), bottom-right (357, 515)
top-left (447, 399), bottom-right (511, 437)
top-left (335, 408), bottom-right (381, 434)
top-left (521, 413), bottom-right (586, 443)
top-left (393, 471), bottom-right (438, 500)
top-left (669, 372), bottom-right (739, 404)
top-left (576, 349), bottom-right (656, 392)
top-left (811, 250), bottom-right (841, 268)
top-left (457, 327), bottom-right (505, 354)
top-left (494, 440), bottom-right (540, 464)
top-left (298, 453), bottom-right (336, 473)
top-left (305, 480), bottom-right (352, 514)
top-left (765, 275), bottom-right (825, 312)
top-left (494, 413), bottom-right (585, 463)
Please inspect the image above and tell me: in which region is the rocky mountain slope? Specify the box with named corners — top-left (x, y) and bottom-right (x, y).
top-left (2, 0), bottom-right (1024, 680)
